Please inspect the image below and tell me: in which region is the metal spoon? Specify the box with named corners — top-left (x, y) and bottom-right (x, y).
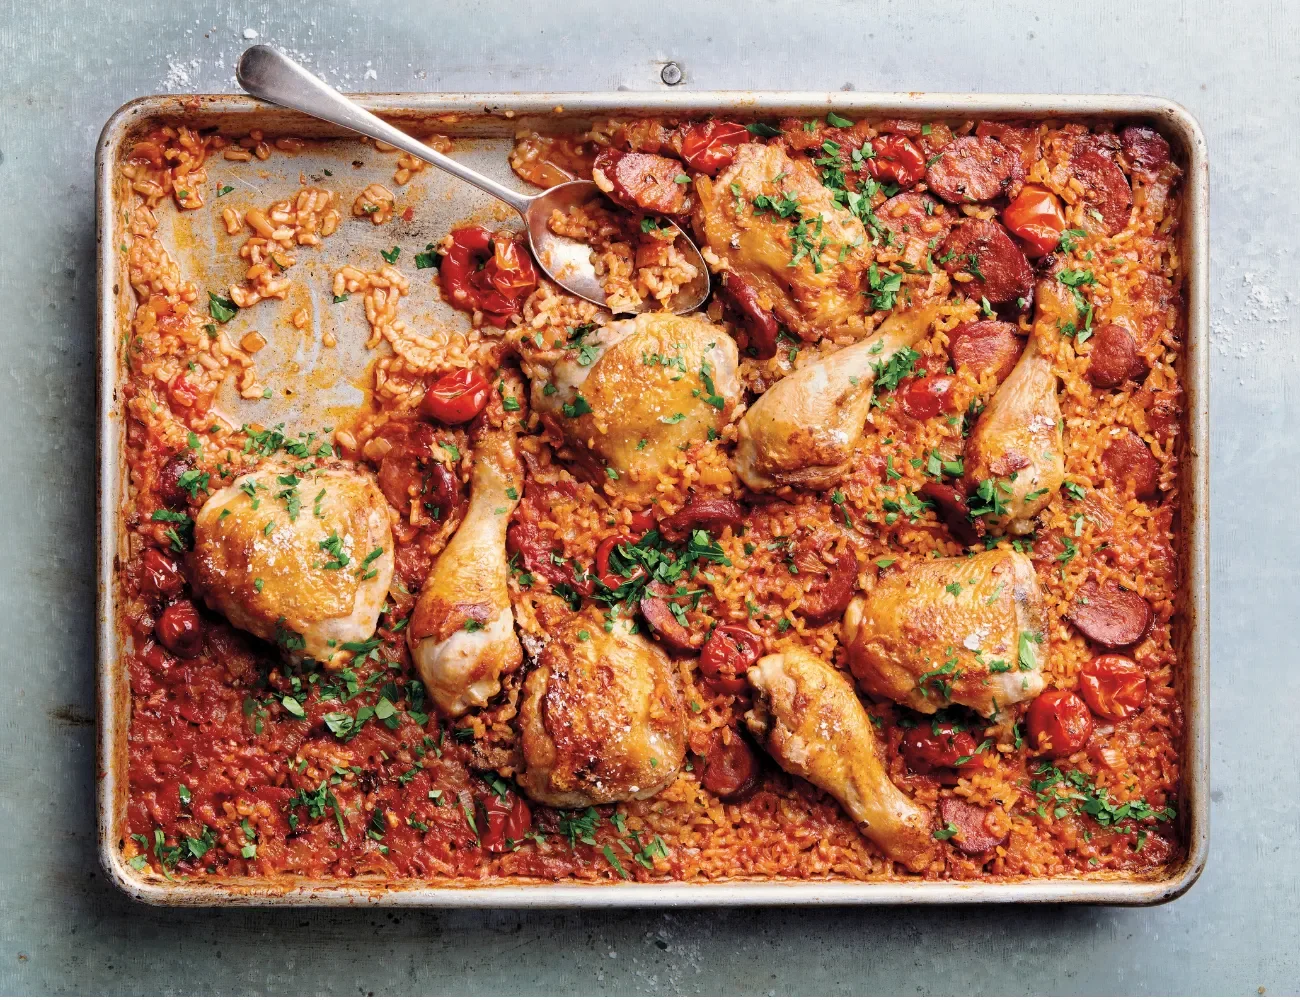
top-left (236, 45), bottom-right (710, 315)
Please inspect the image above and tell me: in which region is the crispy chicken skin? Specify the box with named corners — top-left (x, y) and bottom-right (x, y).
top-left (962, 279), bottom-right (1068, 535)
top-left (408, 378), bottom-right (525, 716)
top-left (695, 142), bottom-right (871, 340)
top-left (529, 312), bottom-right (739, 501)
top-left (745, 648), bottom-right (935, 871)
top-left (734, 303), bottom-right (940, 491)
top-left (518, 614), bottom-right (687, 807)
top-left (842, 549), bottom-right (1048, 718)
top-left (190, 463), bottom-right (394, 668)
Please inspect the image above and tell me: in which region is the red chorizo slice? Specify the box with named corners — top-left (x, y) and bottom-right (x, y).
top-left (1102, 429), bottom-right (1160, 500)
top-left (940, 797), bottom-right (1007, 855)
top-left (974, 121), bottom-right (1042, 176)
top-left (901, 374), bottom-right (958, 420)
top-left (699, 727), bottom-right (760, 800)
top-left (1120, 126), bottom-right (1171, 184)
top-left (592, 148), bottom-right (691, 215)
top-left (795, 548), bottom-right (857, 624)
top-left (1070, 135), bottom-right (1132, 236)
top-left (657, 494), bottom-right (746, 543)
top-left (946, 320), bottom-right (1024, 384)
top-left (925, 135), bottom-right (1024, 204)
top-left (717, 272), bottom-right (779, 360)
top-left (640, 581), bottom-right (705, 651)
top-left (1068, 578), bottom-right (1153, 649)
top-left (1085, 323), bottom-right (1148, 389)
top-left (919, 481), bottom-right (984, 546)
top-left (875, 192), bottom-right (953, 250)
top-left (939, 220), bottom-right (1033, 305)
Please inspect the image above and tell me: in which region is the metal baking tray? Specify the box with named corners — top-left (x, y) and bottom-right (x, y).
top-left (96, 91), bottom-right (1209, 906)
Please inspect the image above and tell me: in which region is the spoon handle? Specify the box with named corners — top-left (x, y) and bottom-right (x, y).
top-left (236, 45), bottom-right (532, 216)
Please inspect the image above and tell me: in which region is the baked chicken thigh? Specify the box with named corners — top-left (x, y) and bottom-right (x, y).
top-left (528, 312), bottom-right (740, 502)
top-left (734, 303), bottom-right (939, 491)
top-left (190, 463), bottom-right (394, 668)
top-left (408, 375), bottom-right (525, 716)
top-left (694, 142), bottom-right (871, 339)
top-left (518, 614), bottom-right (687, 807)
top-left (745, 648), bottom-right (935, 871)
top-left (842, 549), bottom-right (1047, 718)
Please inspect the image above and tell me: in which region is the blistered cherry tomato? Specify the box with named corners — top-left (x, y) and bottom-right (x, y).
top-left (1002, 184), bottom-right (1066, 256)
top-left (699, 625), bottom-right (762, 695)
top-left (627, 509), bottom-right (656, 535)
top-left (865, 134), bottom-right (926, 187)
top-left (595, 534), bottom-right (643, 590)
top-left (420, 368), bottom-right (491, 425)
top-left (680, 121), bottom-right (749, 175)
top-left (1026, 689), bottom-right (1094, 757)
top-left (1079, 654), bottom-right (1148, 721)
top-left (477, 787), bottom-right (532, 853)
top-left (439, 227), bottom-right (538, 326)
top-left (141, 547), bottom-right (184, 597)
top-left (900, 722), bottom-right (984, 774)
top-left (156, 600), bottom-right (204, 658)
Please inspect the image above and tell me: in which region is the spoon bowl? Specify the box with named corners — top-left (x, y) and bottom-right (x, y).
top-left (237, 45), bottom-right (710, 315)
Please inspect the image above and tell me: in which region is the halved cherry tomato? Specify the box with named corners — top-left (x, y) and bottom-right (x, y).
top-left (420, 368), bottom-right (491, 425)
top-left (698, 625), bottom-right (762, 695)
top-left (865, 134), bottom-right (926, 187)
top-left (476, 786), bottom-right (532, 852)
top-left (900, 374), bottom-right (958, 420)
top-left (899, 722), bottom-right (984, 774)
top-left (1002, 184), bottom-right (1067, 256)
top-left (1079, 654), bottom-right (1147, 721)
top-left (680, 121), bottom-right (749, 175)
top-left (595, 534), bottom-right (644, 590)
top-left (1026, 689), bottom-right (1094, 757)
top-left (439, 226), bottom-right (538, 326)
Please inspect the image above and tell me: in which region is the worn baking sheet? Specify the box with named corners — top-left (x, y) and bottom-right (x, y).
top-left (96, 91), bottom-right (1209, 906)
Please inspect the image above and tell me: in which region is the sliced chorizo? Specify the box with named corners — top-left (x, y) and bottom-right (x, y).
top-left (1070, 135), bottom-right (1132, 236)
top-left (919, 481), bottom-right (984, 546)
top-left (699, 727), bottom-right (760, 800)
top-left (795, 547), bottom-right (857, 624)
top-left (640, 581), bottom-right (705, 651)
top-left (592, 148), bottom-right (691, 216)
top-left (939, 797), bottom-right (1007, 855)
top-left (1068, 578), bottom-right (1153, 649)
top-left (946, 320), bottom-right (1024, 384)
top-left (1120, 126), bottom-right (1171, 184)
top-left (901, 375), bottom-right (958, 420)
top-left (717, 272), bottom-right (779, 360)
top-left (925, 135), bottom-right (1023, 204)
top-left (939, 220), bottom-right (1033, 305)
top-left (974, 121), bottom-right (1042, 176)
top-left (657, 494), bottom-right (746, 543)
top-left (1085, 323), bottom-right (1148, 389)
top-left (1102, 429), bottom-right (1160, 500)
top-left (875, 192), bottom-right (952, 250)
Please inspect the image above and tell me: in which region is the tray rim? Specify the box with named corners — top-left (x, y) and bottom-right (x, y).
top-left (96, 90), bottom-right (1209, 907)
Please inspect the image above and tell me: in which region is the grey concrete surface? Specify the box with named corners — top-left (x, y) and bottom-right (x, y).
top-left (0, 0), bottom-right (1292, 993)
